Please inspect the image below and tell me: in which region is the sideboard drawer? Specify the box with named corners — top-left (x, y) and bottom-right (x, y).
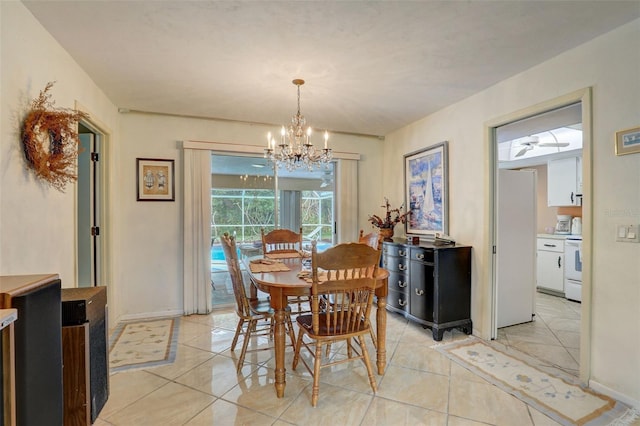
top-left (388, 271), bottom-right (409, 291)
top-left (388, 289), bottom-right (408, 312)
top-left (382, 256), bottom-right (408, 273)
top-left (383, 243), bottom-right (409, 258)
top-left (410, 246), bottom-right (434, 263)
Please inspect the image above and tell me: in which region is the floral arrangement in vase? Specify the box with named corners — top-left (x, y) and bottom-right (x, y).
top-left (368, 198), bottom-right (412, 240)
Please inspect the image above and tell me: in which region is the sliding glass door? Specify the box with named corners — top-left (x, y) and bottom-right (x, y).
top-left (210, 153), bottom-right (335, 305)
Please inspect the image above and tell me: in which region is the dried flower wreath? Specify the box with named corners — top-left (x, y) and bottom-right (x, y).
top-left (21, 81), bottom-right (88, 191)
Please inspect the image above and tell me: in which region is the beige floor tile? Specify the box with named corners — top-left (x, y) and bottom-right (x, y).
top-left (376, 364), bottom-right (449, 411)
top-left (447, 415), bottom-right (493, 426)
top-left (183, 326), bottom-right (237, 354)
top-left (503, 327), bottom-right (562, 346)
top-left (279, 382), bottom-right (372, 424)
top-left (361, 397), bottom-right (448, 425)
top-left (554, 329), bottom-right (580, 349)
top-left (221, 365), bottom-right (309, 418)
top-left (147, 344), bottom-right (215, 380)
top-left (175, 354), bottom-right (259, 397)
top-left (544, 317), bottom-right (581, 333)
top-left (308, 352), bottom-right (383, 392)
top-left (449, 377), bottom-right (533, 426)
top-left (178, 318), bottom-right (222, 343)
top-left (99, 370), bottom-right (169, 419)
top-left (528, 406), bottom-right (563, 425)
top-left (449, 362), bottom-right (488, 385)
top-left (390, 341), bottom-right (451, 375)
top-left (105, 382), bottom-right (215, 426)
top-left (184, 398), bottom-right (277, 425)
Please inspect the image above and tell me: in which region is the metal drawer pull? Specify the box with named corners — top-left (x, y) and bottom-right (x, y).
top-left (558, 256), bottom-right (562, 268)
top-left (543, 243), bottom-right (556, 248)
top-left (398, 280), bottom-right (407, 288)
top-left (398, 264), bottom-right (406, 271)
top-left (398, 250), bottom-right (406, 256)
top-left (415, 289), bottom-right (424, 296)
top-left (398, 299), bottom-right (407, 307)
top-left (416, 253), bottom-right (424, 260)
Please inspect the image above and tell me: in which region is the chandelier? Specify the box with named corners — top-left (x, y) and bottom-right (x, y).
top-left (264, 79), bottom-right (332, 171)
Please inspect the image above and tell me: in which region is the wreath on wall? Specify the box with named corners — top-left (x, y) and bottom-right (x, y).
top-left (21, 81), bottom-right (89, 192)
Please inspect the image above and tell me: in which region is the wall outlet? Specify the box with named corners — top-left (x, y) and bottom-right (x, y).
top-left (616, 224), bottom-right (640, 243)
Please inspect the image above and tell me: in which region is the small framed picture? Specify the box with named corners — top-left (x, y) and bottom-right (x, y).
top-left (136, 158), bottom-right (175, 201)
top-left (615, 126), bottom-right (640, 156)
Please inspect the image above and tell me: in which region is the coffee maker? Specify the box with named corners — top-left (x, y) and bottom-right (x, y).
top-left (555, 215), bottom-right (572, 235)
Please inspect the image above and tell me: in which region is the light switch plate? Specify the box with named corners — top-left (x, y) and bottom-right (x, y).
top-left (616, 224), bottom-right (640, 243)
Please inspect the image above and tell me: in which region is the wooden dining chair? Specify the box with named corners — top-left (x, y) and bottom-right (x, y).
top-left (358, 229), bottom-right (382, 347)
top-left (359, 229), bottom-right (381, 250)
top-left (292, 241), bottom-right (381, 407)
top-left (220, 232), bottom-right (296, 373)
top-left (261, 227), bottom-right (303, 257)
top-left (261, 227), bottom-right (310, 314)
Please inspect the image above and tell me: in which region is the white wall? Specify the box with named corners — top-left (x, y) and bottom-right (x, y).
top-left (1, 2), bottom-right (120, 310)
top-left (383, 20), bottom-right (640, 405)
top-left (115, 113), bottom-right (384, 320)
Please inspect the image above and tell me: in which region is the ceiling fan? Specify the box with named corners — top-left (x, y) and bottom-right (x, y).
top-left (514, 131), bottom-right (570, 157)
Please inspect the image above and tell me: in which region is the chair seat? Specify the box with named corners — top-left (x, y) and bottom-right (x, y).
top-left (248, 298), bottom-right (272, 314)
top-left (296, 313), bottom-right (369, 337)
top-left (249, 298), bottom-right (292, 316)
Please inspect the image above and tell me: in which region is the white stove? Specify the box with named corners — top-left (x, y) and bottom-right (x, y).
top-left (564, 235), bottom-right (582, 302)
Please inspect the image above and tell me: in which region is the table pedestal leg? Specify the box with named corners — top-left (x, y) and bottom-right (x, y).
top-left (376, 295), bottom-right (387, 374)
top-left (272, 290), bottom-right (287, 398)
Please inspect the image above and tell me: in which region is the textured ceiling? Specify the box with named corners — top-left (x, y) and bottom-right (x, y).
top-left (23, 1), bottom-right (640, 137)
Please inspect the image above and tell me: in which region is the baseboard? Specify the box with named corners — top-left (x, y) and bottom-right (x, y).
top-left (589, 379), bottom-right (640, 410)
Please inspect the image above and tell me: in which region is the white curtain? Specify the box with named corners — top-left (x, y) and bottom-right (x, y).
top-left (183, 149), bottom-right (212, 315)
top-left (336, 159), bottom-right (358, 243)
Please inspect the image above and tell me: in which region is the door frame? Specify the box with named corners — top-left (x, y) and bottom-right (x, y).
top-left (485, 88), bottom-right (593, 383)
top-left (74, 102), bottom-right (113, 317)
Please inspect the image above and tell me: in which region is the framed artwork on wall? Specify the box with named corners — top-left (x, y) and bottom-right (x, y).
top-left (136, 158), bottom-right (175, 201)
top-left (404, 141), bottom-right (448, 238)
top-left (615, 126), bottom-right (640, 156)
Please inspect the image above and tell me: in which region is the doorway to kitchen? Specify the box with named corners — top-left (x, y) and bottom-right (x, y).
top-left (489, 88), bottom-right (592, 381)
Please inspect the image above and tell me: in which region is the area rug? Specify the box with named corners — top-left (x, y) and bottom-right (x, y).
top-left (109, 318), bottom-right (179, 373)
top-left (435, 338), bottom-right (637, 426)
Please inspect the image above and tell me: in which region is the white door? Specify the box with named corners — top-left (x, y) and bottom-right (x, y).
top-left (496, 169), bottom-right (537, 328)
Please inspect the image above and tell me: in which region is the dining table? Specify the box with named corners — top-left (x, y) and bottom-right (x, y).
top-left (244, 254), bottom-right (389, 398)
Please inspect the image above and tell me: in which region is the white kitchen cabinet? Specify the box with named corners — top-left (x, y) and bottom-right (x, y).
top-left (547, 156), bottom-right (582, 206)
top-left (536, 237), bottom-right (565, 294)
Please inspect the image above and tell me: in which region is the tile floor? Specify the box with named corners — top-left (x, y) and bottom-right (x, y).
top-left (95, 293), bottom-right (629, 426)
top-left (497, 292), bottom-right (582, 378)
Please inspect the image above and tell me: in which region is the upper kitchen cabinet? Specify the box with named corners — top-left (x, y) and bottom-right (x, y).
top-left (547, 156), bottom-right (582, 206)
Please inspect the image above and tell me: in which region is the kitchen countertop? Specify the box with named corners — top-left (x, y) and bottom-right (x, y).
top-left (537, 233), bottom-right (569, 240)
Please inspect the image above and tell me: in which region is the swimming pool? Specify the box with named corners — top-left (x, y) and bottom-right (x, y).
top-left (210, 241), bottom-right (332, 261)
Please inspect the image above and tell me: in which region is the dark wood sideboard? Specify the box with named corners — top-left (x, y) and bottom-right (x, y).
top-left (382, 240), bottom-right (472, 341)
